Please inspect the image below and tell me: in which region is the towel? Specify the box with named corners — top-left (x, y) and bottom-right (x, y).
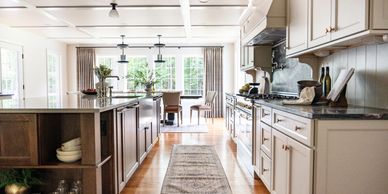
top-left (282, 87), bottom-right (315, 105)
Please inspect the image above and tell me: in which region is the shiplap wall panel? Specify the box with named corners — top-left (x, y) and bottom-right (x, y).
top-left (321, 42), bottom-right (388, 109)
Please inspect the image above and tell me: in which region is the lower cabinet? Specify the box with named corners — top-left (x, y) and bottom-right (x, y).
top-left (271, 129), bottom-right (312, 194)
top-left (117, 105), bottom-right (139, 192)
top-left (0, 114), bottom-right (38, 165)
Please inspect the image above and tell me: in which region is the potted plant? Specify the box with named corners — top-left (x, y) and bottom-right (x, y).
top-left (0, 169), bottom-right (42, 194)
top-left (94, 64), bottom-right (112, 98)
top-left (127, 64), bottom-right (160, 95)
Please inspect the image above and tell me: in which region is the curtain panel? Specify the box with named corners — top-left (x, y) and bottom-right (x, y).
top-left (204, 47), bottom-right (224, 118)
top-left (76, 48), bottom-right (96, 90)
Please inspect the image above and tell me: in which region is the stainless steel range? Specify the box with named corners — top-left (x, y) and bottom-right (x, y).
top-left (235, 93), bottom-right (297, 176)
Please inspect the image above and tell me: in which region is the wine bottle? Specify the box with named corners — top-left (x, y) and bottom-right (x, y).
top-left (323, 66), bottom-right (331, 97)
top-left (319, 67), bottom-right (325, 84)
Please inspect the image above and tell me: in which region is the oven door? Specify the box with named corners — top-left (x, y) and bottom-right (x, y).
top-left (236, 108), bottom-right (253, 152)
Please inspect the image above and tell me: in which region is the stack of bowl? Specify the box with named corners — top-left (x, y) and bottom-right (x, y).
top-left (56, 137), bottom-right (82, 163)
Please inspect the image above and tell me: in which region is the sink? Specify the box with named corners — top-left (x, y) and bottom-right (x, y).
top-left (111, 95), bottom-right (141, 99)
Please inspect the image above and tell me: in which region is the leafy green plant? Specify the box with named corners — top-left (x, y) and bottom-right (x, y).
top-left (94, 64), bottom-right (112, 80)
top-left (127, 64), bottom-right (161, 88)
top-left (0, 169), bottom-right (42, 188)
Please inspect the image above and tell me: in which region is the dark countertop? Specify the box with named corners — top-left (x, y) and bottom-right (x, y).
top-left (255, 99), bottom-right (388, 120)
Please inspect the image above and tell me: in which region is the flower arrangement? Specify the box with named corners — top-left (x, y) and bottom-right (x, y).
top-left (127, 64), bottom-right (160, 89)
top-left (94, 64), bottom-right (112, 80)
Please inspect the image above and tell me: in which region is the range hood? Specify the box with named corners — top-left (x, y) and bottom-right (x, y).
top-left (242, 0), bottom-right (286, 46)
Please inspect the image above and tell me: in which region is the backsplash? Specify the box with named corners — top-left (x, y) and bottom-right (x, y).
top-left (321, 42), bottom-right (388, 109)
top-left (271, 42), bottom-right (313, 95)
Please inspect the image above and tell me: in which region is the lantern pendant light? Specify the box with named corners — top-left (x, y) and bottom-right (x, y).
top-left (117, 35), bottom-right (129, 63)
top-left (154, 35), bottom-right (166, 63)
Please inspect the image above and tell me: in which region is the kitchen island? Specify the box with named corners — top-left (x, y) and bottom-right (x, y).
top-left (0, 93), bottom-right (162, 194)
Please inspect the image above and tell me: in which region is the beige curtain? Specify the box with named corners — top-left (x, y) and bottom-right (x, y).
top-left (204, 47), bottom-right (223, 118)
top-left (76, 48), bottom-right (96, 90)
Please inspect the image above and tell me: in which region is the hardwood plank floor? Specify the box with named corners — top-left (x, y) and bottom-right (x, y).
top-left (121, 118), bottom-right (270, 194)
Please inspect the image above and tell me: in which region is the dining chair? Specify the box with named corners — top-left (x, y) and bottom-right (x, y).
top-left (162, 91), bottom-right (183, 127)
top-left (190, 91), bottom-right (217, 125)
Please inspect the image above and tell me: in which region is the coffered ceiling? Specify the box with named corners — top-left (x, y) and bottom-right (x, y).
top-left (0, 0), bottom-right (250, 45)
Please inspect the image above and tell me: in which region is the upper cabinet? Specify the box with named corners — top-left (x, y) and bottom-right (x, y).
top-left (287, 0), bottom-right (388, 57)
top-left (286, 0), bottom-right (309, 54)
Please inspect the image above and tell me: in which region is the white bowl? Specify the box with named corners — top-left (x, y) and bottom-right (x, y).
top-left (61, 145), bottom-right (81, 152)
top-left (62, 137), bottom-right (81, 148)
top-left (57, 153), bottom-right (81, 163)
top-left (56, 148), bottom-right (81, 156)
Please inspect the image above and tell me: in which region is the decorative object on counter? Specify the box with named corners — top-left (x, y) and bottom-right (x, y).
top-left (81, 88), bottom-right (97, 95)
top-left (248, 83), bottom-right (260, 95)
top-left (127, 63), bottom-right (159, 95)
top-left (56, 137), bottom-right (82, 163)
top-left (297, 80), bottom-right (322, 103)
top-left (327, 68), bottom-right (355, 107)
top-left (259, 71), bottom-right (270, 94)
top-left (322, 66), bottom-right (331, 97)
top-left (94, 65), bottom-right (112, 98)
top-left (283, 86), bottom-right (315, 105)
top-left (319, 67), bottom-right (325, 84)
top-left (238, 83), bottom-right (250, 94)
top-left (0, 169), bottom-right (42, 194)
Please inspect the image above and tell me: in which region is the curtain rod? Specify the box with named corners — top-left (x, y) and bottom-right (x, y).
top-left (76, 45), bottom-right (224, 49)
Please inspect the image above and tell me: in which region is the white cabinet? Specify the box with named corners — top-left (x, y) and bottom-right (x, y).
top-left (271, 129), bottom-right (313, 194)
top-left (372, 0), bottom-right (388, 29)
top-left (331, 0), bottom-right (368, 40)
top-left (286, 0), bottom-right (309, 55)
top-left (308, 0), bottom-right (368, 47)
top-left (308, 0), bottom-right (332, 47)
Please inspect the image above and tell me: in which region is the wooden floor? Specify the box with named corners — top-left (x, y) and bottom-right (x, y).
top-left (121, 118), bottom-right (270, 194)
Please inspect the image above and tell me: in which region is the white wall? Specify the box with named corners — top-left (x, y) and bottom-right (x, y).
top-left (223, 43), bottom-right (235, 94)
top-left (321, 42), bottom-right (388, 108)
top-left (0, 25), bottom-right (67, 98)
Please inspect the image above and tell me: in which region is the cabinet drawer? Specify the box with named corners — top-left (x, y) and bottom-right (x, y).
top-left (260, 122), bottom-right (272, 157)
top-left (272, 109), bottom-right (314, 146)
top-left (259, 150), bottom-right (271, 190)
top-left (260, 106), bottom-right (272, 125)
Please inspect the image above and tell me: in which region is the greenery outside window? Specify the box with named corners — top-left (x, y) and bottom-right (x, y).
top-left (183, 56), bottom-right (204, 96)
top-left (126, 57), bottom-right (148, 91)
top-left (154, 56), bottom-right (176, 91)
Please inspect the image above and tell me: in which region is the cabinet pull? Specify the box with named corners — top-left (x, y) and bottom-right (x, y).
top-left (276, 117), bottom-right (283, 122)
top-left (295, 126), bottom-right (303, 131)
top-left (284, 145), bottom-right (290, 151)
top-left (127, 104), bottom-right (139, 108)
top-left (325, 28), bottom-right (330, 33)
top-left (263, 168), bottom-right (269, 172)
top-left (281, 144), bottom-right (285, 150)
top-left (330, 27), bottom-right (336, 32)
top-left (263, 137), bottom-right (269, 142)
top-left (263, 112), bottom-right (269, 117)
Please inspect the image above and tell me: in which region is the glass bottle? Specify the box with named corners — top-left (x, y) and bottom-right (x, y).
top-left (323, 66), bottom-right (332, 97)
top-left (319, 67), bottom-right (325, 84)
top-left (55, 180), bottom-right (68, 194)
top-left (70, 180), bottom-right (82, 194)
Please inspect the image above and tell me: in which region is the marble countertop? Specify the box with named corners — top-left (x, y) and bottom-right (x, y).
top-left (255, 99), bottom-right (388, 120)
top-left (0, 93), bottom-right (162, 113)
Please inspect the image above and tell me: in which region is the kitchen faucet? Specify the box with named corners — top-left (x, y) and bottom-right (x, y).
top-left (105, 76), bottom-right (120, 97)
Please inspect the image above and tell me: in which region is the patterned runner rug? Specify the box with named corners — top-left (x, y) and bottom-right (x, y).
top-left (161, 145), bottom-right (233, 194)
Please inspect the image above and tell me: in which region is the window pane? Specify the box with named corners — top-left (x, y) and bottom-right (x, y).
top-left (96, 56), bottom-right (119, 89)
top-left (154, 57), bottom-right (176, 91)
top-left (183, 57), bottom-right (204, 96)
top-left (126, 57), bottom-right (148, 91)
top-left (1, 48), bottom-right (20, 97)
top-left (47, 52), bottom-right (61, 106)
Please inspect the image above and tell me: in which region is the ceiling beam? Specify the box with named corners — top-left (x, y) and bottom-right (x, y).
top-left (179, 0), bottom-right (192, 38)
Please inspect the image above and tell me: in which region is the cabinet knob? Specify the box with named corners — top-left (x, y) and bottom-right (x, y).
top-left (295, 126), bottom-right (303, 131)
top-left (330, 27), bottom-right (336, 32)
top-left (263, 168), bottom-right (269, 172)
top-left (276, 118), bottom-right (283, 123)
top-left (284, 145), bottom-right (290, 151)
top-left (325, 28), bottom-right (330, 33)
top-left (281, 144), bottom-right (285, 149)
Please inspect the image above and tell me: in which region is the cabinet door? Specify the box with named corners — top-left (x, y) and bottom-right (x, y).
top-left (288, 137), bottom-right (313, 194)
top-left (122, 108), bottom-right (138, 182)
top-left (151, 99), bottom-right (160, 144)
top-left (138, 124), bottom-right (146, 163)
top-left (271, 129), bottom-right (288, 194)
top-left (145, 122), bottom-right (152, 152)
top-left (0, 114), bottom-right (38, 165)
top-left (308, 0), bottom-right (332, 47)
top-left (286, 0), bottom-right (309, 55)
top-left (331, 0), bottom-right (368, 40)
top-left (372, 0), bottom-right (388, 29)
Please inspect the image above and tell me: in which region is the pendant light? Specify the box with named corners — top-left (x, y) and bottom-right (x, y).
top-left (109, 0), bottom-right (119, 18)
top-left (154, 35), bottom-right (166, 63)
top-left (117, 35), bottom-right (128, 63)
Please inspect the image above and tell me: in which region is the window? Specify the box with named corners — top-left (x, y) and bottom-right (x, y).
top-left (183, 57), bottom-right (204, 96)
top-left (96, 56), bottom-right (119, 89)
top-left (126, 57), bottom-right (148, 91)
top-left (47, 52), bottom-right (61, 106)
top-left (0, 43), bottom-right (23, 99)
top-left (154, 56), bottom-right (176, 91)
